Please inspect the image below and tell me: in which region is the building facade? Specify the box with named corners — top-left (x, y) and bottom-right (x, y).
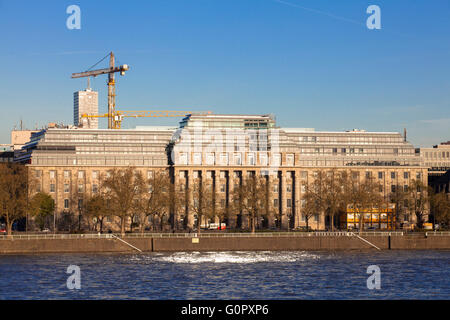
top-left (419, 142), bottom-right (450, 176)
top-left (23, 114), bottom-right (428, 231)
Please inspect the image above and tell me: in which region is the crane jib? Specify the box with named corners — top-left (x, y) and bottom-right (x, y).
top-left (71, 66), bottom-right (129, 78)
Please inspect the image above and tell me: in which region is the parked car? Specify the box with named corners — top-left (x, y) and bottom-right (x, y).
top-left (42, 228), bottom-right (51, 233)
top-left (0, 227), bottom-right (6, 235)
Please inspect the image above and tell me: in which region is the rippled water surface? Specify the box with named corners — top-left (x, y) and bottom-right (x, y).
top-left (0, 250), bottom-right (449, 299)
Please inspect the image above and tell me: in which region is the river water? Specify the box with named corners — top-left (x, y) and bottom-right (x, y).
top-left (0, 250), bottom-right (448, 299)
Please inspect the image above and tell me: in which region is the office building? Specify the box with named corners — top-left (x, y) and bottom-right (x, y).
top-left (74, 88), bottom-right (99, 129)
top-left (23, 114), bottom-right (428, 231)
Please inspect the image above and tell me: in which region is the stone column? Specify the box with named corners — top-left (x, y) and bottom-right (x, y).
top-left (280, 170), bottom-right (289, 229)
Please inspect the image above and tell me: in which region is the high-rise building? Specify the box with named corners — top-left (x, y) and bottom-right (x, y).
top-left (74, 88), bottom-right (98, 129)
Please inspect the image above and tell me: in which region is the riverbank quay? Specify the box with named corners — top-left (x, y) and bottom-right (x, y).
top-left (1, 232), bottom-right (449, 254)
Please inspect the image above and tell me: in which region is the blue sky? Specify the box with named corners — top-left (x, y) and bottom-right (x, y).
top-left (0, 0), bottom-right (449, 147)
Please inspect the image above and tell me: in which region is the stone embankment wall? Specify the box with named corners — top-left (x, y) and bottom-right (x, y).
top-left (1, 235), bottom-right (449, 254)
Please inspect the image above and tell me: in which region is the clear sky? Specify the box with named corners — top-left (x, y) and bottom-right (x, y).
top-left (0, 0), bottom-right (449, 147)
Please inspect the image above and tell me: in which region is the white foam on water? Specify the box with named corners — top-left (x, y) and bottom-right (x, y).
top-left (153, 251), bottom-right (320, 264)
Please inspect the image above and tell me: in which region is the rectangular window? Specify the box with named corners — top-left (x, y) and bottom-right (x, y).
top-left (220, 184), bottom-right (226, 192)
top-left (179, 153), bottom-right (188, 165)
top-left (272, 154), bottom-right (281, 166)
top-left (301, 171), bottom-right (308, 179)
top-left (404, 172), bottom-right (409, 179)
top-left (247, 153), bottom-right (255, 165)
top-left (286, 185), bottom-right (292, 192)
top-left (274, 199), bottom-right (279, 207)
top-left (78, 171), bottom-right (85, 179)
top-left (64, 199), bottom-right (69, 209)
top-left (287, 199), bottom-right (292, 208)
top-left (92, 184), bottom-right (98, 193)
top-left (64, 170), bottom-right (70, 178)
top-left (391, 185), bottom-right (396, 193)
top-left (273, 184), bottom-right (279, 193)
top-left (234, 153), bottom-right (241, 165)
top-left (50, 171), bottom-right (56, 179)
top-left (220, 154), bottom-right (228, 165)
top-left (193, 153), bottom-right (202, 165)
top-left (92, 171), bottom-right (99, 180)
top-left (286, 154), bottom-right (294, 165)
top-left (378, 172), bottom-right (383, 179)
top-left (35, 170), bottom-right (42, 178)
top-left (416, 172), bottom-right (421, 179)
top-left (207, 153), bottom-right (215, 165)
top-left (64, 184), bottom-right (70, 193)
top-left (147, 170), bottom-right (154, 179)
top-left (78, 184), bottom-right (84, 193)
top-left (403, 185), bottom-right (408, 192)
top-left (260, 153), bottom-right (268, 166)
top-left (50, 184), bottom-right (55, 193)
top-left (391, 172), bottom-right (396, 179)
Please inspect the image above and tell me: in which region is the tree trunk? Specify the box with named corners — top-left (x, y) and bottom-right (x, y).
top-left (99, 218), bottom-right (103, 233)
top-left (120, 216), bottom-right (125, 236)
top-left (6, 216), bottom-right (13, 238)
top-left (251, 213), bottom-right (255, 234)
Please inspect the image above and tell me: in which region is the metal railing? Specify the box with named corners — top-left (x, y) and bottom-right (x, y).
top-left (0, 230), bottom-right (425, 240)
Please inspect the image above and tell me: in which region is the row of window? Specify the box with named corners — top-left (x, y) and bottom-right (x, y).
top-left (423, 151), bottom-right (450, 159)
top-left (179, 170), bottom-right (421, 180)
top-left (38, 170), bottom-right (156, 180)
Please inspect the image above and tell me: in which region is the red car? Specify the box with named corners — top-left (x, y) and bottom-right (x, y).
top-left (0, 228), bottom-right (6, 235)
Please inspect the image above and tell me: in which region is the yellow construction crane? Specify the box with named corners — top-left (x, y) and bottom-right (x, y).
top-left (80, 110), bottom-right (212, 129)
top-left (72, 51), bottom-right (129, 129)
top-left (73, 52), bottom-right (211, 129)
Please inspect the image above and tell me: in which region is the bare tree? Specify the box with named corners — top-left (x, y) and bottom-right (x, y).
top-left (191, 179), bottom-right (215, 235)
top-left (301, 171), bottom-right (327, 231)
top-left (0, 164), bottom-right (29, 236)
top-left (101, 167), bottom-right (145, 236)
top-left (389, 183), bottom-right (409, 228)
top-left (231, 174), bottom-right (273, 233)
top-left (430, 191), bottom-right (450, 228)
top-left (85, 193), bottom-right (111, 233)
top-left (323, 170), bottom-right (347, 231)
top-left (341, 171), bottom-right (383, 234)
top-left (28, 192), bottom-right (55, 231)
top-left (302, 185), bottom-right (322, 231)
top-left (406, 179), bottom-right (430, 229)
